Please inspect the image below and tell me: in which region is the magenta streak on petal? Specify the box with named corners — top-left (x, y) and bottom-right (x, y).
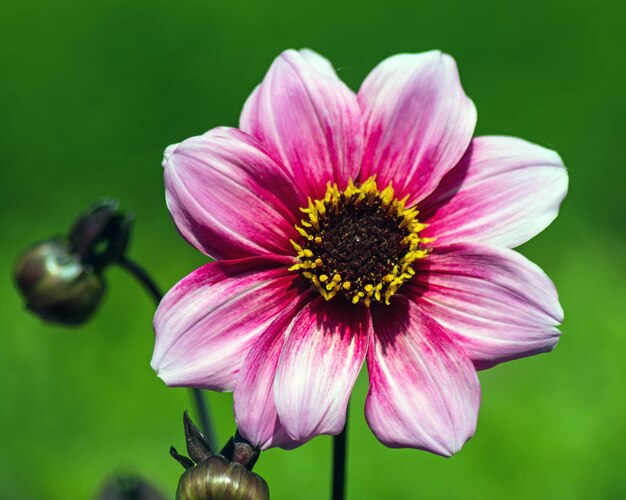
top-left (419, 136), bottom-right (568, 249)
top-left (358, 51), bottom-right (476, 205)
top-left (240, 49), bottom-right (363, 201)
top-left (164, 127), bottom-right (301, 260)
top-left (151, 255), bottom-right (303, 392)
top-left (406, 243), bottom-right (563, 369)
top-left (366, 296), bottom-right (480, 456)
top-left (234, 292), bottom-right (313, 450)
top-left (273, 297), bottom-right (371, 442)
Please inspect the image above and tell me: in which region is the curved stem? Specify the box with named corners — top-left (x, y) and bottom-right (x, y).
top-left (118, 256), bottom-right (216, 450)
top-left (332, 413), bottom-right (348, 500)
top-left (118, 257), bottom-right (162, 304)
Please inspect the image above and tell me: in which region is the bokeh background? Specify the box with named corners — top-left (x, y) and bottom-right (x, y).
top-left (2, 0), bottom-right (625, 498)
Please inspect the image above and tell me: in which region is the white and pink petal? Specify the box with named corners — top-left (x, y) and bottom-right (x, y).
top-left (419, 136), bottom-right (568, 249)
top-left (273, 298), bottom-right (371, 442)
top-left (240, 49), bottom-right (363, 200)
top-left (407, 243), bottom-right (563, 368)
top-left (367, 297), bottom-right (480, 456)
top-left (164, 127), bottom-right (300, 260)
top-left (152, 256), bottom-right (302, 392)
top-left (234, 294), bottom-right (312, 450)
top-left (359, 51), bottom-right (476, 204)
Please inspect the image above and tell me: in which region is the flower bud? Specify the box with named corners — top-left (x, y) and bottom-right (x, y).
top-left (14, 239), bottom-right (105, 326)
top-left (97, 474), bottom-right (166, 500)
top-left (14, 198), bottom-right (133, 326)
top-left (176, 456), bottom-right (269, 500)
top-left (171, 412), bottom-right (269, 500)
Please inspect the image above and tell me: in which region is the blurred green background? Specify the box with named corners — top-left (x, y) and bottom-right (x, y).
top-left (2, 0), bottom-right (625, 498)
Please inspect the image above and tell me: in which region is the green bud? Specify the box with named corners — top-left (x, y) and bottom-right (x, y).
top-left (14, 198), bottom-right (134, 326)
top-left (172, 412), bottom-right (269, 500)
top-left (14, 239), bottom-right (104, 326)
top-left (177, 456), bottom-right (269, 500)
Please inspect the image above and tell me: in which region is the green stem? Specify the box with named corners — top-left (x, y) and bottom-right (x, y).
top-left (332, 412), bottom-right (348, 500)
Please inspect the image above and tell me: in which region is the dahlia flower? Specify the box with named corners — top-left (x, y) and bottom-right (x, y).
top-left (152, 49), bottom-right (567, 456)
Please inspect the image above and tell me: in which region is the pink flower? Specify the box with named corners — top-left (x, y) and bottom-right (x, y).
top-left (151, 49), bottom-right (567, 456)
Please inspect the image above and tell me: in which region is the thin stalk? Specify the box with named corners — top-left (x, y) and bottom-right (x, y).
top-left (190, 384), bottom-right (216, 452)
top-left (332, 414), bottom-right (348, 500)
top-left (118, 256), bottom-right (216, 450)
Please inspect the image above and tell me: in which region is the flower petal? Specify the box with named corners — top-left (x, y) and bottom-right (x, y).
top-left (234, 294), bottom-right (311, 450)
top-left (151, 256), bottom-right (302, 391)
top-left (406, 243), bottom-right (563, 368)
top-left (164, 127), bottom-right (300, 260)
top-left (273, 298), bottom-right (370, 442)
top-left (366, 296), bottom-right (480, 456)
top-left (419, 136), bottom-right (568, 248)
top-left (359, 51), bottom-right (476, 204)
top-left (299, 48), bottom-right (338, 77)
top-left (240, 49), bottom-right (363, 200)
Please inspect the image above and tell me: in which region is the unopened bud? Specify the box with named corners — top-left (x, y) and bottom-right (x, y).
top-left (14, 198), bottom-right (133, 326)
top-left (14, 239), bottom-right (104, 325)
top-left (97, 474), bottom-right (166, 500)
top-left (171, 412), bottom-right (269, 500)
top-left (177, 456), bottom-right (269, 500)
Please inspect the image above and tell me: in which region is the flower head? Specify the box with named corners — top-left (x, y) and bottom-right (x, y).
top-left (152, 50), bottom-right (567, 456)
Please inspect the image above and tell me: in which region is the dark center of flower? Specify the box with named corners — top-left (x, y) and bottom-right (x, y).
top-left (318, 201), bottom-right (405, 284)
top-left (290, 177), bottom-right (429, 306)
